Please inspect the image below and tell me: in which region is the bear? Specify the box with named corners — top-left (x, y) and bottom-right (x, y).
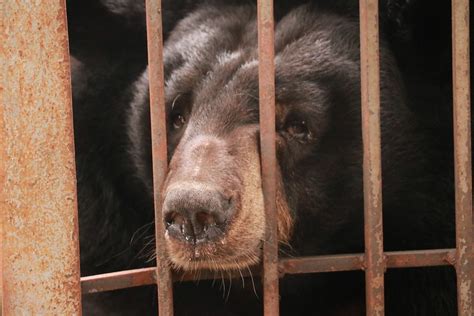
top-left (68, 0), bottom-right (460, 315)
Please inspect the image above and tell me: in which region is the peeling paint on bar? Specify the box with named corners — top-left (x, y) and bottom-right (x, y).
top-left (359, 0), bottom-right (385, 315)
top-left (2, 0), bottom-right (82, 314)
top-left (145, 0), bottom-right (175, 315)
top-left (451, 1), bottom-right (474, 315)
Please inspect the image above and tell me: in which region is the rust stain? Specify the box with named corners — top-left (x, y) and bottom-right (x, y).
top-left (2, 0), bottom-right (82, 314)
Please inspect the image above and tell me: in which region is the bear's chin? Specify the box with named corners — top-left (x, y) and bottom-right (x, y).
top-left (165, 235), bottom-right (262, 271)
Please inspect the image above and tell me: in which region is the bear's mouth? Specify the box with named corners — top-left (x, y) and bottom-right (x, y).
top-left (164, 228), bottom-right (263, 270)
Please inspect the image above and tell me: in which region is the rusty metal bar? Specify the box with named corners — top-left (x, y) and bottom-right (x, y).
top-left (145, 0), bottom-right (174, 315)
top-left (359, 0), bottom-right (385, 315)
top-left (2, 0), bottom-right (82, 314)
top-left (82, 267), bottom-right (157, 294)
top-left (384, 249), bottom-right (456, 268)
top-left (257, 0), bottom-right (279, 315)
top-left (0, 222), bottom-right (2, 314)
top-left (1, 98), bottom-right (3, 314)
top-left (81, 249), bottom-right (456, 294)
top-left (280, 254), bottom-right (365, 275)
top-left (452, 1), bottom-right (474, 315)
top-left (1, 144), bottom-right (3, 314)
top-left (82, 266), bottom-right (262, 294)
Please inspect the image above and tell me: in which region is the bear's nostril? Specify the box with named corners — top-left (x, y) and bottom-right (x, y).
top-left (196, 211), bottom-right (216, 227)
top-left (163, 185), bottom-right (238, 243)
top-left (165, 212), bottom-right (187, 235)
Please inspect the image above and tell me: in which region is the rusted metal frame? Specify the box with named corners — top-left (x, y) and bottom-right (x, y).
top-left (257, 0), bottom-right (280, 315)
top-left (359, 0), bottom-right (385, 315)
top-left (2, 0), bottom-right (82, 314)
top-left (145, 0), bottom-right (174, 315)
top-left (81, 249), bottom-right (457, 295)
top-left (452, 1), bottom-right (474, 315)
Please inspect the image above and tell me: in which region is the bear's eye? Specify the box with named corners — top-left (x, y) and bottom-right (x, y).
top-left (171, 113), bottom-right (186, 130)
top-left (285, 120), bottom-right (312, 142)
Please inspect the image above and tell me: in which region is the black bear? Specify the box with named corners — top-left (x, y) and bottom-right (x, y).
top-left (68, 0), bottom-right (460, 315)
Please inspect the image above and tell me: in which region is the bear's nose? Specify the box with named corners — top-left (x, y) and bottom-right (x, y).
top-left (163, 184), bottom-right (235, 244)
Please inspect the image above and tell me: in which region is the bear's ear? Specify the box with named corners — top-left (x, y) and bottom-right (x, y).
top-left (66, 0), bottom-right (195, 64)
top-left (66, 0), bottom-right (146, 64)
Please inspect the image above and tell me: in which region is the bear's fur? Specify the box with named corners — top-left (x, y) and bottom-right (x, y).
top-left (68, 0), bottom-right (461, 315)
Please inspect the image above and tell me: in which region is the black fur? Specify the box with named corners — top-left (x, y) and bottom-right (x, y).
top-left (69, 1), bottom-right (461, 315)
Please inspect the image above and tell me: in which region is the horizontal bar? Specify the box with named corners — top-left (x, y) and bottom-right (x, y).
top-left (2, 0), bottom-right (82, 314)
top-left (81, 267), bottom-right (157, 294)
top-left (279, 254), bottom-right (365, 275)
top-left (81, 249), bottom-right (456, 294)
top-left (279, 249), bottom-right (455, 275)
top-left (81, 266), bottom-right (261, 294)
top-left (385, 249), bottom-right (456, 269)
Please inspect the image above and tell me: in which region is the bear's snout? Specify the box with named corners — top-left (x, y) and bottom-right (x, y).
top-left (161, 132), bottom-right (269, 270)
top-left (163, 184), bottom-right (236, 244)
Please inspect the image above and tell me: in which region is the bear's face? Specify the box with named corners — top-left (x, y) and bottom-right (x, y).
top-left (129, 4), bottom-right (405, 271)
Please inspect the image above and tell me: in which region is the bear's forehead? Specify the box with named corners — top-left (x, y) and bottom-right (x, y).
top-left (163, 4), bottom-right (360, 119)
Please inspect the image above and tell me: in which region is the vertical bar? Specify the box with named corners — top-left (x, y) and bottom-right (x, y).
top-left (2, 0), bottom-right (82, 314)
top-left (1, 151), bottom-right (3, 314)
top-left (1, 94), bottom-right (3, 313)
top-left (145, 0), bottom-right (174, 315)
top-left (359, 0), bottom-right (385, 315)
top-left (452, 1), bottom-right (474, 315)
top-left (0, 2), bottom-right (4, 301)
top-left (257, 0), bottom-right (279, 315)
top-left (1, 5), bottom-right (6, 312)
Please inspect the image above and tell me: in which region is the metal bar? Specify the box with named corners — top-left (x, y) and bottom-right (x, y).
top-left (281, 249), bottom-right (456, 275)
top-left (359, 0), bottom-right (385, 315)
top-left (1, 119), bottom-right (3, 313)
top-left (81, 268), bottom-right (157, 294)
top-left (145, 0), bottom-right (174, 315)
top-left (451, 1), bottom-right (474, 315)
top-left (385, 249), bottom-right (456, 269)
top-left (82, 266), bottom-right (261, 295)
top-left (257, 0), bottom-right (279, 315)
top-left (2, 0), bottom-right (82, 314)
top-left (80, 249), bottom-right (456, 294)
top-left (280, 254), bottom-right (365, 275)
top-left (0, 58), bottom-right (4, 313)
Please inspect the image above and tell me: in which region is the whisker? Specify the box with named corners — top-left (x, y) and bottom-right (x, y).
top-left (246, 265), bottom-right (259, 299)
top-left (220, 270), bottom-right (226, 298)
top-left (259, 238), bottom-right (295, 258)
top-left (129, 221), bottom-right (154, 245)
top-left (225, 271), bottom-right (232, 302)
top-left (235, 260), bottom-right (245, 289)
